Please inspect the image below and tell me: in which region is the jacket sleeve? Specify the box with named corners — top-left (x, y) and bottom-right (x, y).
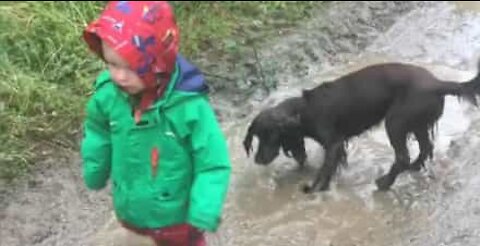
top-left (187, 97), bottom-right (232, 232)
top-left (80, 95), bottom-right (112, 190)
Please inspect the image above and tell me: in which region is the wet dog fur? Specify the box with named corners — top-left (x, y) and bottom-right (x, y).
top-left (244, 61), bottom-right (480, 193)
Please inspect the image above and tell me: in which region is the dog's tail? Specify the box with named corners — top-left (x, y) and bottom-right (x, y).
top-left (436, 60), bottom-right (480, 106)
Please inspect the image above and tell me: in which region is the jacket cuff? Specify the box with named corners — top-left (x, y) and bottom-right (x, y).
top-left (187, 212), bottom-right (221, 232)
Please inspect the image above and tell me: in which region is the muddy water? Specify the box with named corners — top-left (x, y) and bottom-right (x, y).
top-left (218, 67), bottom-right (479, 246)
top-left (3, 1), bottom-right (480, 246)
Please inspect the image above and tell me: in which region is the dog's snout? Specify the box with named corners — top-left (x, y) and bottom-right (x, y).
top-left (254, 146), bottom-right (279, 165)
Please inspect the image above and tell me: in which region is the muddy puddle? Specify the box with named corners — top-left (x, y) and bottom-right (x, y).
top-left (3, 1), bottom-right (480, 246)
top-left (217, 66), bottom-right (480, 246)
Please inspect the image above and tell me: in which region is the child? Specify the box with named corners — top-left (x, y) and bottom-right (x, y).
top-left (80, 1), bottom-right (231, 245)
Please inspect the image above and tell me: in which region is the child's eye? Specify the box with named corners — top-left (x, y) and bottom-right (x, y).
top-left (107, 63), bottom-right (125, 72)
top-left (107, 62), bottom-right (131, 71)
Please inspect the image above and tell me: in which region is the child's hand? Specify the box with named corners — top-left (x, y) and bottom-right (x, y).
top-left (188, 224), bottom-right (205, 239)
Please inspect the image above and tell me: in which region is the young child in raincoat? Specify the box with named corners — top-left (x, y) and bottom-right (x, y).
top-left (80, 1), bottom-right (231, 245)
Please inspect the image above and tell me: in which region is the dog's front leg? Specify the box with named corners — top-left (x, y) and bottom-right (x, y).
top-left (302, 140), bottom-right (343, 193)
top-left (281, 134), bottom-right (307, 168)
top-left (291, 139), bottom-right (307, 169)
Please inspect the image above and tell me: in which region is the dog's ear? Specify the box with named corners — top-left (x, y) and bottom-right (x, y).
top-left (243, 123), bottom-right (254, 157)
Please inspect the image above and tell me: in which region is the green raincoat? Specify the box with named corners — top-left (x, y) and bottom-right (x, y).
top-left (81, 56), bottom-right (231, 232)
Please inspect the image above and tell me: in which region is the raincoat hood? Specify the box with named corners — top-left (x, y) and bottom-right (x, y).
top-left (83, 1), bottom-right (179, 121)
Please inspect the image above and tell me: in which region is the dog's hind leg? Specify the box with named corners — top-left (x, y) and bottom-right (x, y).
top-left (410, 127), bottom-right (434, 171)
top-left (376, 115), bottom-right (410, 191)
top-left (409, 94), bottom-right (443, 172)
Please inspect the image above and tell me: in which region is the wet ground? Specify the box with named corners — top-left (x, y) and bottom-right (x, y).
top-left (212, 1), bottom-right (480, 245)
top-left (3, 1), bottom-right (480, 246)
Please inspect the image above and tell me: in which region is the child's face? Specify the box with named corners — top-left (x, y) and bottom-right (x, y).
top-left (101, 41), bottom-right (146, 95)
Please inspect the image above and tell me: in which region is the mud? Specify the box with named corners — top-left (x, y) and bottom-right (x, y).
top-left (3, 1), bottom-right (480, 246)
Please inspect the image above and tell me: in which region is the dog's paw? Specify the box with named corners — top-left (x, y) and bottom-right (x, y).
top-left (302, 184), bottom-right (314, 194)
top-left (375, 175), bottom-right (393, 191)
top-left (302, 183), bottom-right (330, 193)
top-left (409, 161), bottom-right (424, 172)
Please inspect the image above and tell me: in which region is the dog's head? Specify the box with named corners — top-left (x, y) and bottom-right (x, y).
top-left (243, 102), bottom-right (302, 165)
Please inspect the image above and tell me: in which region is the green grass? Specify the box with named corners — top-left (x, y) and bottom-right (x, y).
top-left (172, 1), bottom-right (319, 58)
top-left (0, 1), bottom-right (320, 182)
